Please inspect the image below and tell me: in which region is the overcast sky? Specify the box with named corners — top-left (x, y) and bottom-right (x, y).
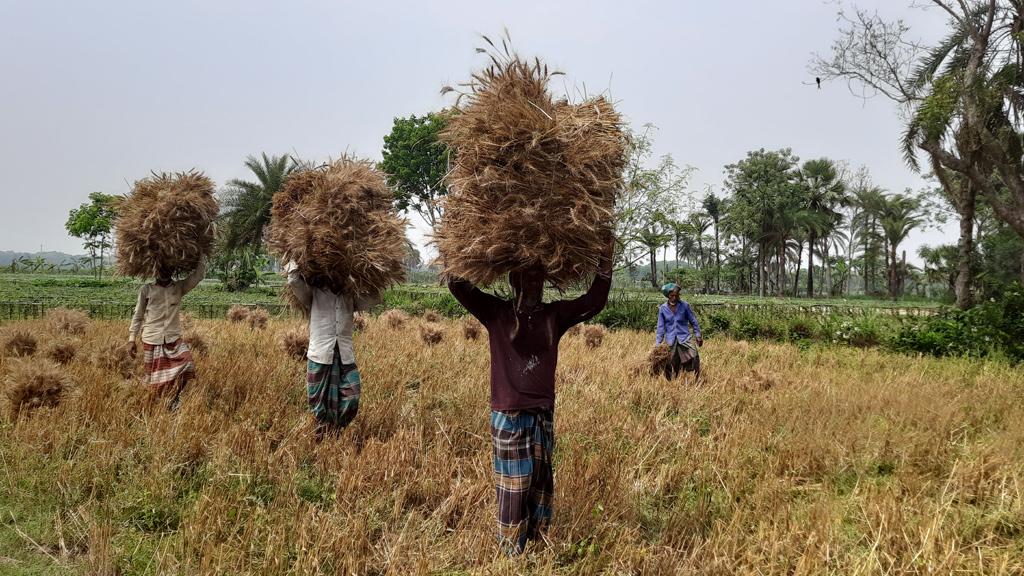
top-left (0, 0), bottom-right (953, 263)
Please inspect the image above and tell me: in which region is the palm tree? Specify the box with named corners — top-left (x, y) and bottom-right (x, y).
top-left (638, 211), bottom-right (673, 288)
top-left (850, 186), bottom-right (886, 295)
top-left (702, 193), bottom-right (724, 293)
top-left (879, 194), bottom-right (924, 300)
top-left (683, 213), bottom-right (712, 292)
top-left (799, 159), bottom-right (847, 298)
top-left (220, 153), bottom-right (299, 253)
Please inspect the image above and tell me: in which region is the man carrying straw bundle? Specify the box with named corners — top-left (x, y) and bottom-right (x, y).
top-left (439, 38), bottom-right (625, 553)
top-left (126, 260), bottom-right (206, 409)
top-left (286, 262), bottom-right (380, 436)
top-left (655, 282), bottom-right (703, 380)
top-left (448, 238), bottom-right (614, 554)
top-left (268, 157), bottom-right (405, 438)
top-left (117, 170), bottom-right (217, 410)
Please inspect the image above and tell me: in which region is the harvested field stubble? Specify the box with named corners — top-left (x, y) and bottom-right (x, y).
top-left (1, 315), bottom-right (1023, 573)
top-left (45, 307), bottom-right (90, 335)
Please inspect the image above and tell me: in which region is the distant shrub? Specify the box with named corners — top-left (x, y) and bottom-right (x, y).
top-left (889, 285), bottom-right (1024, 363)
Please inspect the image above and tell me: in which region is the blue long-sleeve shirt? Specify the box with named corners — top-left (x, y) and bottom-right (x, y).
top-left (655, 301), bottom-right (701, 345)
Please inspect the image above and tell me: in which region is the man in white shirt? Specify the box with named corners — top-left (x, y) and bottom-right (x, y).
top-left (286, 262), bottom-right (380, 435)
top-left (126, 259), bottom-right (206, 409)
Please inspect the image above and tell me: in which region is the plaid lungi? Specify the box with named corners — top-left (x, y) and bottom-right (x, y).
top-left (306, 345), bottom-right (361, 429)
top-left (491, 408), bottom-right (554, 554)
top-left (666, 338), bottom-right (700, 380)
top-left (141, 339), bottom-right (195, 396)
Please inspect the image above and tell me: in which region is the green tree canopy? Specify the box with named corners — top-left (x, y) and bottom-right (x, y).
top-left (65, 191), bottom-right (117, 279)
top-left (380, 111), bottom-right (451, 229)
top-left (723, 149), bottom-right (802, 296)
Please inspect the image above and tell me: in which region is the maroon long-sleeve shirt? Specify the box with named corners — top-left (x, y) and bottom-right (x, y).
top-left (449, 275), bottom-right (612, 411)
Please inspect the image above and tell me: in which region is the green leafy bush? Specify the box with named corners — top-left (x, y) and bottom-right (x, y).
top-left (889, 285), bottom-right (1024, 362)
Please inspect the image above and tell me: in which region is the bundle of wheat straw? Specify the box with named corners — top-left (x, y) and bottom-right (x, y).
top-left (268, 157), bottom-right (406, 297)
top-left (437, 40), bottom-right (625, 289)
top-left (5, 359), bottom-right (67, 417)
top-left (115, 171), bottom-right (218, 278)
top-left (647, 344), bottom-right (672, 376)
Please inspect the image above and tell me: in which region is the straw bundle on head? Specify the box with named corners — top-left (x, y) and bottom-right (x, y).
top-left (583, 324), bottom-right (606, 349)
top-left (422, 310), bottom-right (442, 323)
top-left (267, 157), bottom-right (406, 297)
top-left (93, 341), bottom-right (134, 379)
top-left (436, 42), bottom-right (625, 289)
top-left (227, 305), bottom-right (250, 323)
top-left (45, 339), bottom-right (78, 365)
top-left (115, 171), bottom-right (218, 279)
top-left (353, 312), bottom-right (367, 332)
top-left (3, 330), bottom-right (37, 357)
top-left (5, 359), bottom-right (67, 417)
top-left (281, 328), bottom-right (309, 360)
top-left (419, 322), bottom-right (444, 346)
top-left (647, 344), bottom-right (672, 376)
top-left (247, 308), bottom-right (269, 330)
top-left (184, 330), bottom-right (208, 356)
top-left (462, 316), bottom-right (483, 340)
top-left (381, 309), bottom-right (409, 330)
top-left (45, 308), bottom-right (89, 335)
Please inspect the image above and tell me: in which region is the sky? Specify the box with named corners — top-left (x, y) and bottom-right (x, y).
top-left (0, 0), bottom-right (954, 263)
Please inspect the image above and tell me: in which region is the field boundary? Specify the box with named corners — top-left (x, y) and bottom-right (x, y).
top-left (0, 294), bottom-right (939, 321)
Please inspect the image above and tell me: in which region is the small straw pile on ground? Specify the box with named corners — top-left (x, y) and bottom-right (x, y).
top-left (280, 329), bottom-right (308, 360)
top-left (4, 359), bottom-right (67, 417)
top-left (462, 316), bottom-right (483, 340)
top-left (267, 157), bottom-right (406, 297)
top-left (419, 323), bottom-right (444, 346)
top-left (381, 309), bottom-right (409, 330)
top-left (436, 43), bottom-right (626, 288)
top-left (184, 330), bottom-right (207, 356)
top-left (647, 344), bottom-right (672, 376)
top-left (44, 339), bottom-right (78, 365)
top-left (583, 324), bottom-right (606, 348)
top-left (3, 330), bottom-right (37, 357)
top-left (227, 305), bottom-right (250, 323)
top-left (93, 341), bottom-right (134, 379)
top-left (45, 308), bottom-right (89, 335)
top-left (422, 310), bottom-right (442, 323)
top-left (247, 308), bottom-right (269, 330)
top-left (115, 171), bottom-right (218, 278)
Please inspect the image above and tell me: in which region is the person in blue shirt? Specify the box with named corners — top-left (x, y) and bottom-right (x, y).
top-left (655, 282), bottom-right (703, 380)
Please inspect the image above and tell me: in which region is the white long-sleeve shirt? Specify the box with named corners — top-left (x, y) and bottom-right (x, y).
top-left (286, 264), bottom-right (380, 365)
top-left (128, 261), bottom-right (206, 345)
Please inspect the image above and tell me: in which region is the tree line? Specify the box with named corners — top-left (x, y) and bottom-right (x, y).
top-left (813, 0), bottom-right (1024, 309)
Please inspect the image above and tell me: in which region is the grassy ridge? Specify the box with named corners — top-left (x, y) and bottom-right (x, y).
top-left (1, 317), bottom-right (1022, 573)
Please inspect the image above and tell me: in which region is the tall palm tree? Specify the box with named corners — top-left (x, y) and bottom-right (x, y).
top-left (850, 186), bottom-right (887, 295)
top-left (683, 213), bottom-right (712, 292)
top-left (220, 153), bottom-right (299, 253)
top-left (799, 159), bottom-right (847, 297)
top-left (702, 193), bottom-right (724, 293)
top-left (879, 194), bottom-right (924, 300)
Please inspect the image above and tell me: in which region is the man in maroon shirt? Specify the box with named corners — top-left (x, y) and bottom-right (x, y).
top-left (448, 238), bottom-right (614, 554)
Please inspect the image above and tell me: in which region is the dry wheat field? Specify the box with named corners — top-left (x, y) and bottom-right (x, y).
top-left (1, 313), bottom-right (1023, 575)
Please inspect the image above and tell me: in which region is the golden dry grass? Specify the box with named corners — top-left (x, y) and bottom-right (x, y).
top-left (0, 316), bottom-right (1023, 574)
